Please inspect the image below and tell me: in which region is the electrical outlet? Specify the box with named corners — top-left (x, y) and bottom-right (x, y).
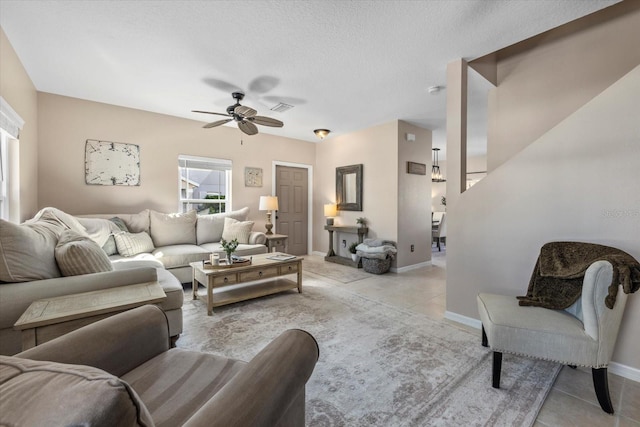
top-left (411, 244), bottom-right (415, 252)
top-left (342, 240), bottom-right (347, 248)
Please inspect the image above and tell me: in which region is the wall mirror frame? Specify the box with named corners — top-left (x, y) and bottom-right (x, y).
top-left (336, 164), bottom-right (363, 211)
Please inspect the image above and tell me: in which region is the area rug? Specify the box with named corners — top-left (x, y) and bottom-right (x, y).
top-left (302, 256), bottom-right (372, 283)
top-left (178, 281), bottom-right (559, 426)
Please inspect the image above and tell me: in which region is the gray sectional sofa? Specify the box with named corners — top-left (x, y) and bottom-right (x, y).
top-left (0, 206), bottom-right (267, 356)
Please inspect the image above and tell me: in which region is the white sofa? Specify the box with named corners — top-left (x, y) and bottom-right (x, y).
top-left (0, 206), bottom-right (267, 356)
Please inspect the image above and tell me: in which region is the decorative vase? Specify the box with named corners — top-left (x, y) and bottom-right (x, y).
top-left (351, 253), bottom-right (359, 262)
top-left (226, 253), bottom-right (233, 264)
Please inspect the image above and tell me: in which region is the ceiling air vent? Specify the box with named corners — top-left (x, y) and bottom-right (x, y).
top-left (270, 102), bottom-right (294, 113)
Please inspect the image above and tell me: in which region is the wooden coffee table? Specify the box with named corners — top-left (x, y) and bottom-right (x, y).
top-left (191, 253), bottom-right (303, 315)
top-left (13, 282), bottom-right (166, 350)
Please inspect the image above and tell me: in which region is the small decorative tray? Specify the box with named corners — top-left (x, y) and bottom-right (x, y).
top-left (202, 259), bottom-right (252, 270)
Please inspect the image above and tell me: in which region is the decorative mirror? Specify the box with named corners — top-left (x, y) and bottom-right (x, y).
top-left (336, 164), bottom-right (363, 211)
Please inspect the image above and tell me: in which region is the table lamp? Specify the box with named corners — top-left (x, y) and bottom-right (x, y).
top-left (324, 203), bottom-right (337, 225)
top-left (259, 196), bottom-right (279, 235)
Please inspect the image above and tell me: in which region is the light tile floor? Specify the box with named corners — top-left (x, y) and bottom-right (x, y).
top-left (304, 250), bottom-right (640, 426)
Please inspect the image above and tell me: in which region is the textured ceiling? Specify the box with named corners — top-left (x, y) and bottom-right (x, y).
top-left (0, 0), bottom-right (619, 157)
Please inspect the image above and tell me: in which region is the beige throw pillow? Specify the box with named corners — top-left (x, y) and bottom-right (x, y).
top-left (0, 218), bottom-right (63, 282)
top-left (113, 232), bottom-right (155, 257)
top-left (149, 210), bottom-right (197, 247)
top-left (55, 230), bottom-right (113, 276)
top-left (196, 207), bottom-right (250, 244)
top-left (221, 217), bottom-right (254, 244)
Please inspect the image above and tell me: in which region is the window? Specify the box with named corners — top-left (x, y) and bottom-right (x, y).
top-left (0, 97), bottom-right (24, 221)
top-left (0, 130), bottom-right (9, 220)
top-left (178, 155), bottom-right (232, 214)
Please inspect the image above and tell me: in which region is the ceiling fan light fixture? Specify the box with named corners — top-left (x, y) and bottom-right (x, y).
top-left (314, 129), bottom-right (330, 140)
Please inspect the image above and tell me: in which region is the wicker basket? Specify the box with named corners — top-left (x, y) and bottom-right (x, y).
top-left (362, 256), bottom-right (392, 274)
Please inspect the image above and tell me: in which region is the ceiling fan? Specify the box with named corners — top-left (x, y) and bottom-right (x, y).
top-left (192, 92), bottom-right (284, 136)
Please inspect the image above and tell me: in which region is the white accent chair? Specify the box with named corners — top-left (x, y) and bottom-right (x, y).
top-left (477, 260), bottom-right (628, 414)
top-left (432, 213), bottom-right (446, 251)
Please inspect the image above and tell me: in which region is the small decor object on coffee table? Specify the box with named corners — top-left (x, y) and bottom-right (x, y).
top-left (356, 217), bottom-right (367, 228)
top-left (220, 238), bottom-right (239, 264)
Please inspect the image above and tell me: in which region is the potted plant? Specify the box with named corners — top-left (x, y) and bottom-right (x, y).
top-left (348, 242), bottom-right (359, 262)
top-left (356, 217), bottom-right (367, 228)
top-left (220, 238), bottom-right (239, 264)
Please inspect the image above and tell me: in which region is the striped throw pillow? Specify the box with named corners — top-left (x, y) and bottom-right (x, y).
top-left (113, 231), bottom-right (155, 257)
top-left (221, 217), bottom-right (254, 244)
top-left (54, 230), bottom-right (113, 276)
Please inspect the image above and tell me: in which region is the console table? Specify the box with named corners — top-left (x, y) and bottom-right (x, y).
top-left (324, 225), bottom-right (368, 268)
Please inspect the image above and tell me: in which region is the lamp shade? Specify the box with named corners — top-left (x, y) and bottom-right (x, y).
top-left (259, 196), bottom-right (279, 211)
top-left (324, 203), bottom-right (337, 217)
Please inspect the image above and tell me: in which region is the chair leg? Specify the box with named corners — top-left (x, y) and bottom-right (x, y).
top-left (492, 351), bottom-right (502, 388)
top-left (481, 326), bottom-right (488, 347)
top-left (437, 238), bottom-right (441, 251)
top-left (592, 368), bottom-right (614, 414)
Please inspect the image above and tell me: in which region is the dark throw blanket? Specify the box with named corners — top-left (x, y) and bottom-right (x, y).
top-left (517, 242), bottom-right (640, 310)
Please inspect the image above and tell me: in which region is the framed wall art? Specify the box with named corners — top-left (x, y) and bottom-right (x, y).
top-left (407, 161), bottom-right (427, 175)
top-left (85, 139), bottom-right (140, 186)
top-left (244, 167), bottom-right (263, 187)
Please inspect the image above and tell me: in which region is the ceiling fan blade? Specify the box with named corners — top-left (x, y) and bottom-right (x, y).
top-left (192, 110), bottom-right (231, 117)
top-left (203, 118), bottom-right (232, 128)
top-left (238, 120), bottom-right (259, 135)
top-left (234, 105), bottom-right (257, 118)
top-left (250, 116), bottom-right (284, 127)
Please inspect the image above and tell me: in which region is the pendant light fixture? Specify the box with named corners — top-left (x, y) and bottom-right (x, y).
top-left (432, 148), bottom-right (446, 182)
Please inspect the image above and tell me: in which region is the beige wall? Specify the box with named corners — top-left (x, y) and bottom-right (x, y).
top-left (36, 93), bottom-right (316, 230)
top-left (313, 120), bottom-right (431, 268)
top-left (447, 9), bottom-right (640, 373)
top-left (397, 121), bottom-right (431, 268)
top-left (0, 28), bottom-right (38, 221)
top-left (313, 121), bottom-right (399, 258)
top-left (486, 2), bottom-right (640, 171)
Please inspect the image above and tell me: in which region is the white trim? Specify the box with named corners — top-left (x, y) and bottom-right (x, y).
top-left (444, 310), bottom-right (640, 382)
top-left (312, 250), bottom-right (325, 257)
top-left (609, 362), bottom-right (640, 382)
top-left (0, 97), bottom-right (25, 139)
top-left (272, 161), bottom-right (314, 255)
top-left (444, 310), bottom-right (483, 329)
top-left (391, 261), bottom-right (432, 273)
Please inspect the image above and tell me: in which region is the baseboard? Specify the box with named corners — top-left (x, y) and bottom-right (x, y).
top-left (444, 311), bottom-right (483, 330)
top-left (445, 310), bottom-right (640, 383)
top-left (609, 362), bottom-right (640, 382)
top-left (392, 261), bottom-right (431, 273)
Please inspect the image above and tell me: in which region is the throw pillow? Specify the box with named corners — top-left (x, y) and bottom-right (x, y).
top-left (0, 356), bottom-right (153, 426)
top-left (101, 217), bottom-right (129, 255)
top-left (221, 217), bottom-right (254, 244)
top-left (55, 230), bottom-right (113, 276)
top-left (196, 207), bottom-right (250, 244)
top-left (113, 231), bottom-right (155, 257)
top-left (149, 210), bottom-right (197, 247)
top-left (0, 218), bottom-right (63, 282)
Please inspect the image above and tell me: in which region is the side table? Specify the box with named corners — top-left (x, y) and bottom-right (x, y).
top-left (265, 233), bottom-right (288, 253)
top-left (13, 282), bottom-right (166, 350)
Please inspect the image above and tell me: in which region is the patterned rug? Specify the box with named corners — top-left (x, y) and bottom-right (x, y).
top-left (178, 280), bottom-right (559, 426)
top-left (302, 256), bottom-right (372, 283)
